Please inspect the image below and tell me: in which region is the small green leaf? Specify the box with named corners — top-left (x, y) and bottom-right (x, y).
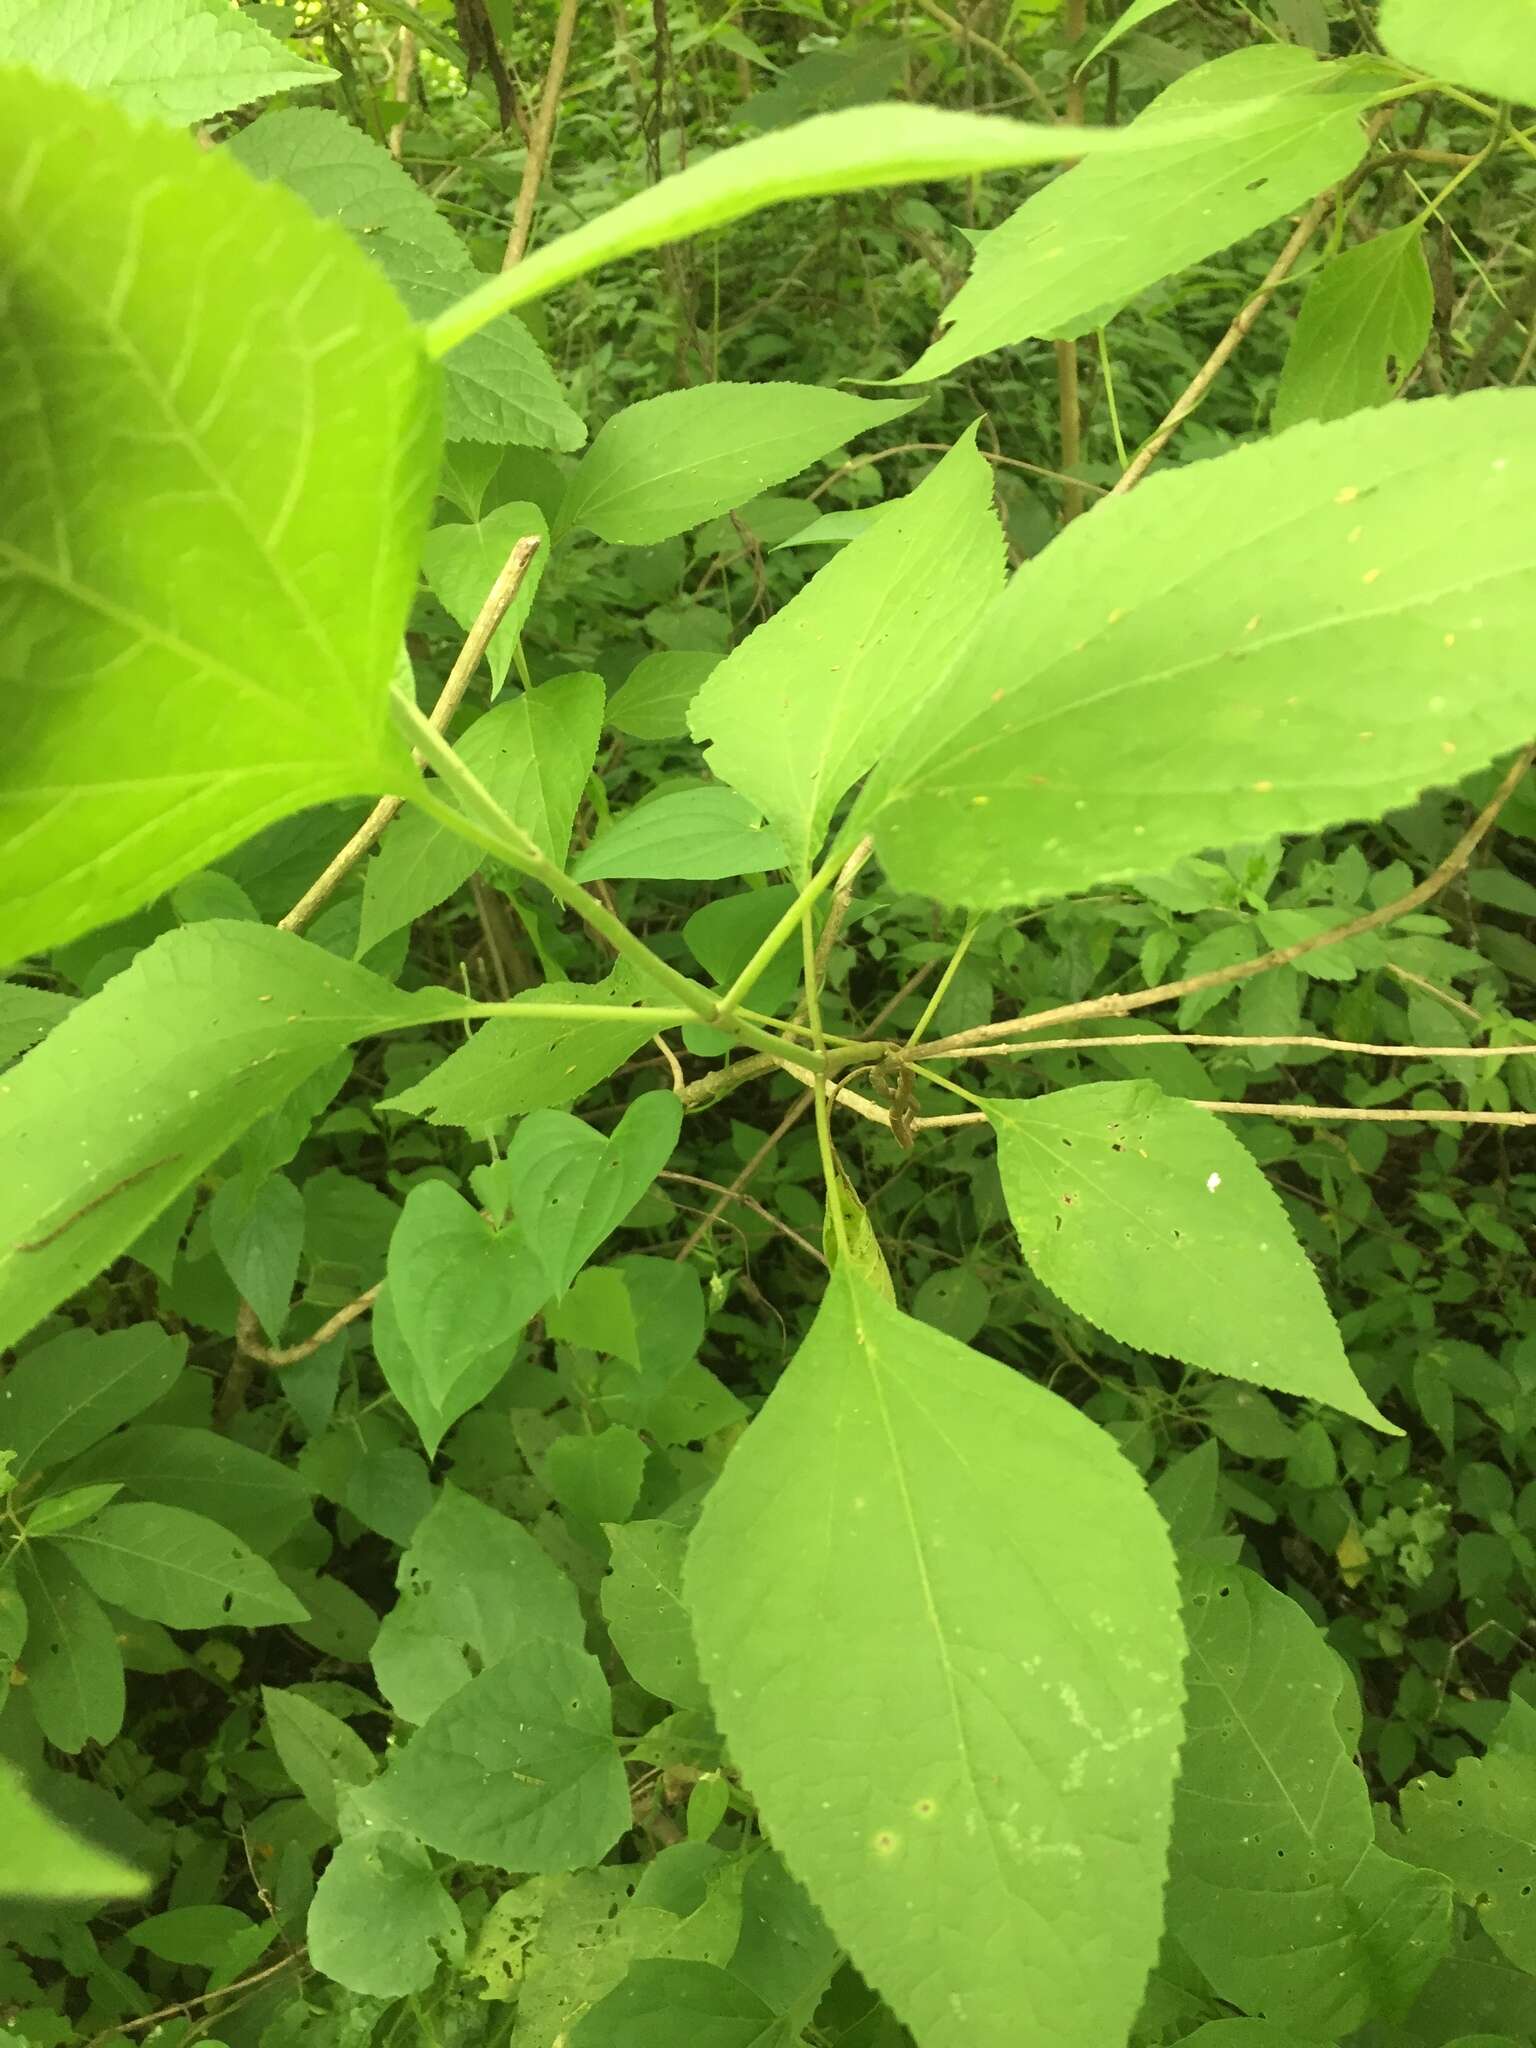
top-left (0, 1758), bottom-right (148, 1901)
top-left (129, 1904), bottom-right (253, 1967)
top-left (1, 72), bottom-right (435, 962)
top-left (374, 1643), bottom-right (631, 1871)
top-left (691, 435), bottom-right (1003, 880)
top-left (573, 788), bottom-right (787, 883)
top-left (372, 1483), bottom-right (584, 1726)
top-left (1379, 0), bottom-right (1536, 108)
top-left (863, 392), bottom-right (1536, 908)
top-left (546, 1426), bottom-right (649, 1534)
top-left (262, 1685), bottom-right (377, 1828)
top-left (0, 925), bottom-right (473, 1353)
top-left (15, 1545), bottom-right (125, 1754)
top-left (1397, 1701), bottom-right (1536, 1974)
top-left (557, 385), bottom-right (911, 546)
top-left (987, 1082), bottom-right (1390, 1427)
top-left (1273, 224), bottom-right (1433, 431)
top-left (904, 48), bottom-right (1382, 379)
top-left (601, 1521), bottom-right (708, 1708)
top-left (207, 1173), bottom-right (306, 1346)
top-left (53, 1503), bottom-right (309, 1629)
top-left (1077, 0), bottom-right (1181, 71)
top-left (307, 1831), bottom-right (464, 1998)
top-left (23, 1483), bottom-right (123, 1539)
top-left (421, 504), bottom-right (550, 695)
top-left (573, 1958), bottom-right (794, 2048)
top-left (387, 1182), bottom-right (547, 1407)
top-left (383, 962), bottom-right (675, 1130)
top-left (608, 653), bottom-right (718, 741)
top-left (0, 1323), bottom-right (184, 1481)
top-left (685, 1268), bottom-right (1185, 2048)
top-left (0, 0), bottom-right (334, 121)
top-left (508, 1092), bottom-right (682, 1299)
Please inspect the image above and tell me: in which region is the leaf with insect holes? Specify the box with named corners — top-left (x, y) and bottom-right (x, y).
top-left (0, 0), bottom-right (334, 122)
top-left (0, 922), bottom-right (477, 1355)
top-left (52, 1503), bottom-right (309, 1629)
top-left (987, 1082), bottom-right (1390, 1427)
top-left (691, 435), bottom-right (1004, 880)
top-left (685, 1267), bottom-right (1185, 2048)
top-left (307, 1831), bottom-right (464, 1998)
top-left (0, 72), bottom-right (435, 964)
top-left (859, 391), bottom-right (1536, 909)
top-left (1273, 224), bottom-right (1433, 432)
top-left (0, 1758), bottom-right (148, 1901)
top-left (14, 1545), bottom-right (124, 1754)
top-left (556, 385), bottom-right (912, 546)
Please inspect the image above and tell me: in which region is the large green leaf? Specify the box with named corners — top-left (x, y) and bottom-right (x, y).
top-left (1397, 1700), bottom-right (1536, 1974)
top-left (0, 1324), bottom-right (185, 1482)
top-left (691, 436), bottom-right (1004, 879)
top-left (15, 1545), bottom-right (124, 1754)
top-left (359, 673), bottom-right (604, 956)
top-left (227, 109), bottom-right (584, 451)
top-left (0, 72), bottom-right (436, 963)
top-left (54, 1502), bottom-right (309, 1629)
top-left (0, 922), bottom-right (473, 1353)
top-left (988, 1082), bottom-right (1389, 1426)
top-left (862, 391), bottom-right (1536, 907)
top-left (374, 1642), bottom-right (631, 1871)
top-left (1167, 1558), bottom-right (1453, 2035)
top-left (685, 1268), bottom-right (1185, 2048)
top-left (507, 1092), bottom-right (682, 1298)
top-left (903, 48), bottom-right (1382, 380)
top-left (372, 1484), bottom-right (584, 1726)
top-left (425, 99), bottom-right (1310, 353)
top-left (1273, 223), bottom-right (1433, 431)
top-left (0, 0), bottom-right (333, 122)
top-left (557, 386), bottom-right (911, 546)
top-left (572, 1959), bottom-right (797, 2047)
top-left (307, 1831), bottom-right (464, 1998)
top-left (58, 1424), bottom-right (312, 1556)
top-left (1379, 0), bottom-right (1536, 108)
top-left (0, 1758), bottom-right (148, 1901)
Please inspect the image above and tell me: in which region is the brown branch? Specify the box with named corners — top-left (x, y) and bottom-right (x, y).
top-left (674, 1098), bottom-right (810, 1261)
top-left (235, 1288), bottom-right (381, 1371)
top-left (1194, 1100), bottom-right (1536, 1130)
top-left (502, 0), bottom-right (580, 269)
top-left (660, 1171), bottom-right (827, 1264)
top-left (87, 1950), bottom-right (307, 2045)
top-left (938, 1031), bottom-right (1536, 1062)
top-left (912, 0), bottom-right (1055, 119)
top-left (925, 744), bottom-right (1535, 1058)
top-left (387, 27), bottom-right (417, 160)
top-left (280, 535), bottom-right (542, 935)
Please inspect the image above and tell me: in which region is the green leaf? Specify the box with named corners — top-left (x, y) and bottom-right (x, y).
top-left (545, 1425), bottom-right (648, 1533)
top-left (359, 673), bottom-right (604, 956)
top-left (987, 1082), bottom-right (1390, 1427)
top-left (1174, 2027), bottom-right (1320, 2048)
top-left (58, 1424), bottom-right (312, 1555)
top-left (608, 653), bottom-right (718, 741)
top-left (0, 1323), bottom-right (185, 1481)
top-left (0, 1758), bottom-right (148, 1901)
top-left (370, 1281), bottom-right (514, 1459)
top-left (207, 1173), bottom-right (306, 1345)
top-left (601, 1520), bottom-right (708, 1708)
top-left (508, 1092), bottom-right (682, 1298)
top-left (1379, 0), bottom-right (1536, 108)
top-left (1397, 1702), bottom-right (1536, 1974)
top-left (0, 72), bottom-right (435, 963)
top-left (227, 108), bottom-right (584, 452)
top-left (372, 1483), bottom-right (584, 1725)
top-left (374, 1643), bottom-right (631, 1871)
top-left (262, 1686), bottom-right (377, 1829)
top-left (863, 391), bottom-right (1536, 907)
top-left (15, 1545), bottom-right (124, 1753)
top-left (691, 436), bottom-right (1004, 880)
top-left (307, 1830), bottom-right (464, 1998)
top-left (24, 1483), bottom-right (123, 1538)
top-left (383, 962), bottom-right (672, 1129)
top-left (426, 100), bottom-right (1294, 354)
top-left (1167, 1558), bottom-right (1453, 2035)
top-left (0, 984), bottom-right (74, 1070)
top-left (685, 1268), bottom-right (1185, 2048)
top-left (1077, 0), bottom-right (1182, 71)
top-left (0, 922), bottom-right (472, 1353)
top-left (129, 1904), bottom-right (253, 1966)
top-left (386, 1182), bottom-right (547, 1409)
top-left (573, 1959), bottom-right (795, 2047)
top-left (0, 0), bottom-right (334, 121)
top-left (822, 1164), bottom-right (894, 1298)
top-left (903, 48), bottom-right (1382, 379)
top-left (421, 503), bottom-right (550, 694)
top-left (572, 788), bottom-right (787, 883)
top-left (1273, 223), bottom-right (1433, 431)
top-left (53, 1502), bottom-right (309, 1629)
top-left (557, 386), bottom-right (911, 546)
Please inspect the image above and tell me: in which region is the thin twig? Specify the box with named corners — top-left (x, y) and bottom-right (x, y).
top-left (235, 1287), bottom-right (381, 1371)
top-left (654, 1033), bottom-right (686, 1093)
top-left (936, 1031), bottom-right (1536, 1062)
top-left (1194, 1100), bottom-right (1536, 1129)
top-left (503, 0), bottom-right (580, 268)
top-left (925, 745), bottom-right (1535, 1058)
top-left (87, 1951), bottom-right (307, 2044)
top-left (387, 27), bottom-right (417, 159)
top-left (674, 1098), bottom-right (811, 1261)
top-left (280, 536), bottom-right (542, 934)
top-left (660, 1171), bottom-right (826, 1264)
top-left (809, 440), bottom-right (1109, 504)
top-left (913, 0), bottom-right (1055, 119)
